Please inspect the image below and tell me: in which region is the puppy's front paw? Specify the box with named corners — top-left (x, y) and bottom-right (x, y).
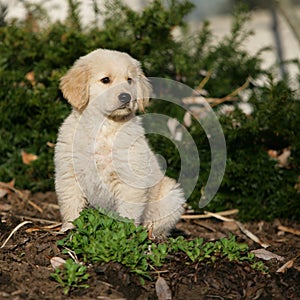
top-left (59, 222), bottom-right (75, 234)
top-left (147, 223), bottom-right (155, 240)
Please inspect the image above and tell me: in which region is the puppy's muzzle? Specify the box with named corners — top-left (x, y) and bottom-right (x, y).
top-left (118, 93), bottom-right (131, 104)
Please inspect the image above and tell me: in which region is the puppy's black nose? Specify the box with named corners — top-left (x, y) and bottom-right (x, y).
top-left (118, 93), bottom-right (131, 103)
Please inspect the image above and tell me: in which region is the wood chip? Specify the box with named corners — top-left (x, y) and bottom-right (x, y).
top-left (251, 249), bottom-right (284, 261)
top-left (155, 277), bottom-right (172, 300)
top-left (50, 256), bottom-right (66, 269)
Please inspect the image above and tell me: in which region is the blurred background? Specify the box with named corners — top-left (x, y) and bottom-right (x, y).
top-left (0, 0), bottom-right (299, 221)
top-left (3, 0), bottom-right (300, 82)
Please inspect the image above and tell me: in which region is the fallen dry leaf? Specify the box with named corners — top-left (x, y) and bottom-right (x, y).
top-left (46, 141), bottom-right (55, 148)
top-left (21, 150), bottom-right (38, 165)
top-left (0, 203), bottom-right (12, 211)
top-left (276, 259), bottom-right (295, 273)
top-left (251, 249), bottom-right (284, 261)
top-left (155, 277), bottom-right (172, 300)
top-left (0, 188), bottom-right (9, 198)
top-left (0, 188), bottom-right (8, 198)
top-left (50, 257), bottom-right (66, 270)
top-left (25, 71), bottom-right (36, 85)
top-left (277, 148), bottom-right (291, 167)
top-left (276, 253), bottom-right (300, 273)
top-left (0, 179), bottom-right (15, 198)
top-left (267, 149), bottom-right (278, 159)
top-left (267, 147), bottom-right (291, 168)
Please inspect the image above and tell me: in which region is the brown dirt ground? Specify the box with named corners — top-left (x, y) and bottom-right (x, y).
top-left (0, 190), bottom-right (299, 300)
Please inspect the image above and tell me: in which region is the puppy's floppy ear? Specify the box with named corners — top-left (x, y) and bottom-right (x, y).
top-left (60, 61), bottom-right (90, 111)
top-left (137, 73), bottom-right (152, 112)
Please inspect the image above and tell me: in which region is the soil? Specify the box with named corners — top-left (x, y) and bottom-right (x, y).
top-left (0, 190), bottom-right (299, 300)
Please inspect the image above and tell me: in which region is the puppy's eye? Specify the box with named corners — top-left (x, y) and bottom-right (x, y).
top-left (127, 78), bottom-right (133, 85)
top-left (100, 77), bottom-right (110, 84)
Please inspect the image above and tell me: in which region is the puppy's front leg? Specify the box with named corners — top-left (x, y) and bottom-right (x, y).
top-left (55, 131), bottom-right (87, 232)
top-left (55, 170), bottom-right (87, 232)
top-left (143, 177), bottom-right (185, 238)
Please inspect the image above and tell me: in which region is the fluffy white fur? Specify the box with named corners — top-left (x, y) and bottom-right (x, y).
top-left (55, 49), bottom-right (185, 237)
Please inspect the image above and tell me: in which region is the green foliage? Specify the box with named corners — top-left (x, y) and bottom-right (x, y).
top-left (51, 259), bottom-right (90, 295)
top-left (205, 77), bottom-right (300, 221)
top-left (168, 234), bottom-right (255, 263)
top-left (58, 207), bottom-right (152, 277)
top-left (0, 0), bottom-right (299, 220)
top-left (57, 208), bottom-right (261, 281)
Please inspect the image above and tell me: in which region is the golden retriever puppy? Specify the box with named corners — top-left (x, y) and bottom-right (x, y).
top-left (55, 49), bottom-right (185, 237)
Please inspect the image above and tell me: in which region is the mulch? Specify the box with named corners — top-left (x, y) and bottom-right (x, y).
top-left (0, 190), bottom-right (299, 299)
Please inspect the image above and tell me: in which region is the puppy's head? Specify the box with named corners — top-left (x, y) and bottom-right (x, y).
top-left (60, 49), bottom-right (151, 121)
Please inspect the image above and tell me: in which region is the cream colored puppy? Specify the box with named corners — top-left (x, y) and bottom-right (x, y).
top-left (55, 49), bottom-right (185, 237)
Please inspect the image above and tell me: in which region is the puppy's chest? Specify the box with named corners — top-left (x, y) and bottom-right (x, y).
top-left (94, 125), bottom-right (115, 168)
top-left (93, 121), bottom-right (155, 186)
top-left (93, 123), bottom-right (133, 173)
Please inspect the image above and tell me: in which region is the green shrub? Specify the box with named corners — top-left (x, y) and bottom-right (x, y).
top-left (0, 0), bottom-right (299, 220)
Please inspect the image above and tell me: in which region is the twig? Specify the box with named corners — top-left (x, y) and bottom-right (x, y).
top-left (64, 247), bottom-right (80, 264)
top-left (210, 77), bottom-right (251, 107)
top-left (150, 270), bottom-right (169, 274)
top-left (46, 203), bottom-right (60, 209)
top-left (0, 211), bottom-right (60, 225)
top-left (0, 181), bottom-right (23, 197)
top-left (196, 70), bottom-right (212, 92)
top-left (25, 223), bottom-right (62, 233)
top-left (28, 199), bottom-right (43, 213)
top-left (181, 209), bottom-right (239, 220)
top-left (278, 225), bottom-right (300, 236)
top-left (201, 211), bottom-right (270, 248)
top-left (235, 221), bottom-right (270, 248)
top-left (203, 211), bottom-right (234, 222)
top-left (0, 221), bottom-right (32, 249)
